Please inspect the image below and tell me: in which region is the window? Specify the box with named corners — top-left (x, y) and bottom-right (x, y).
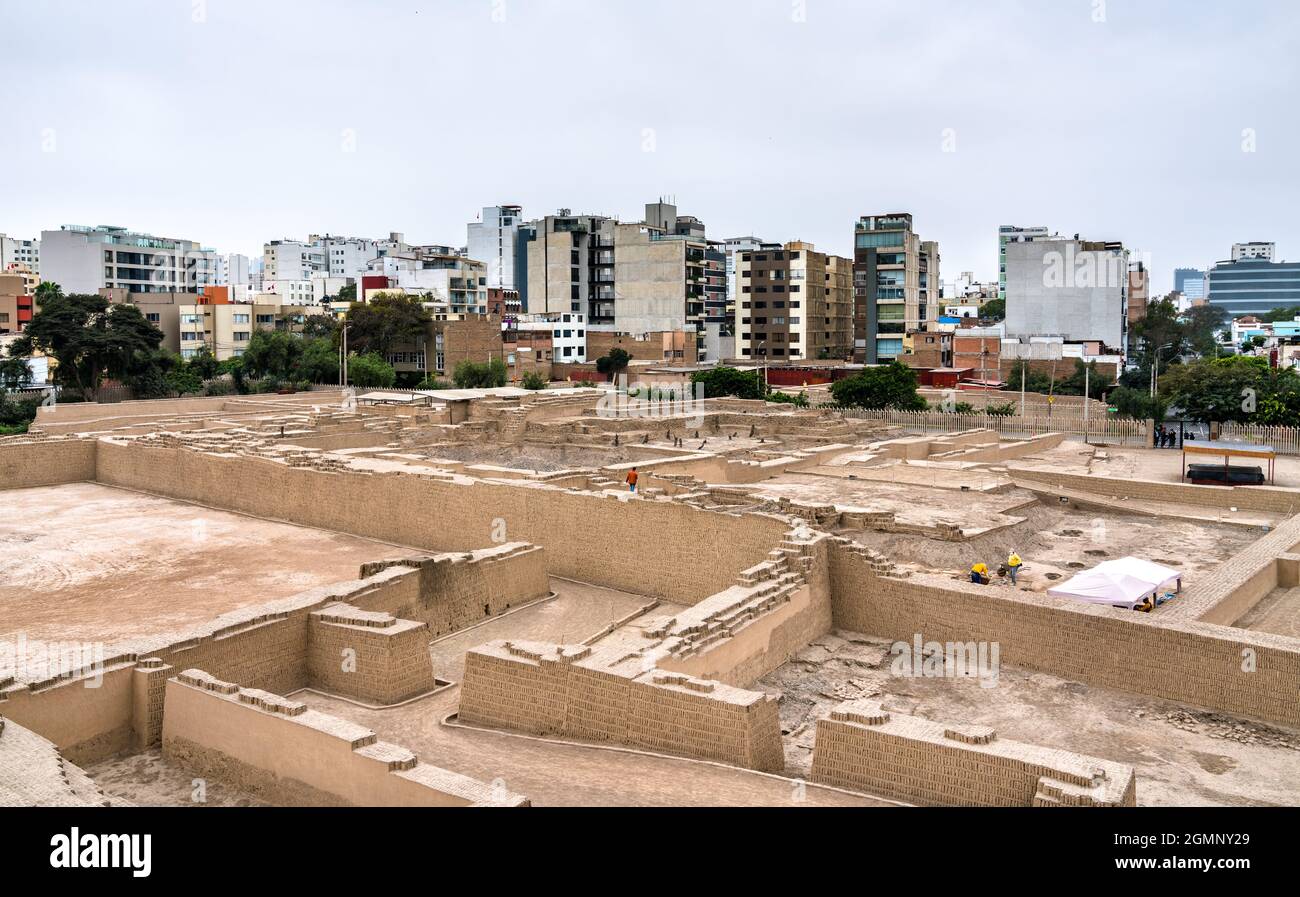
top-left (232, 314), bottom-right (250, 324)
top-left (146, 313), bottom-right (160, 323)
top-left (233, 331), bottom-right (250, 341)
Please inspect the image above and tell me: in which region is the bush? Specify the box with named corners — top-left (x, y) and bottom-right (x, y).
top-left (203, 379), bottom-right (235, 397)
top-left (452, 357), bottom-right (507, 389)
top-left (828, 361), bottom-right (925, 410)
top-left (766, 390), bottom-right (809, 408)
top-left (520, 372), bottom-right (548, 390)
top-left (690, 366), bottom-right (768, 400)
top-left (984, 402), bottom-right (1016, 417)
top-left (415, 376), bottom-right (451, 390)
top-left (347, 353), bottom-right (397, 389)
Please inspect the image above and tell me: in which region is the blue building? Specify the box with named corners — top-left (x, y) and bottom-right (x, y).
top-left (1174, 267), bottom-right (1205, 299)
top-left (1206, 257), bottom-right (1300, 316)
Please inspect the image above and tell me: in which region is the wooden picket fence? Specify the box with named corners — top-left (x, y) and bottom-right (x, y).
top-left (838, 408), bottom-right (1149, 446)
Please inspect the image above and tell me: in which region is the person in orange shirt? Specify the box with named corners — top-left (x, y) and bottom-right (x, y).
top-left (626, 467), bottom-right (639, 493)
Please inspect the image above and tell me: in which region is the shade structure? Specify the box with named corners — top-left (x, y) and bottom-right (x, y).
top-left (1047, 557), bottom-right (1181, 608)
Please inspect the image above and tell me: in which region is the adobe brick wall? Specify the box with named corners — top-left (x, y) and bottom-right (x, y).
top-left (458, 640), bottom-right (784, 771)
top-left (810, 700), bottom-right (1136, 807)
top-left (828, 541), bottom-right (1300, 727)
top-left (94, 439), bottom-right (787, 604)
top-left (1010, 466), bottom-right (1300, 515)
top-left (0, 438), bottom-right (96, 489)
top-left (355, 544), bottom-right (550, 639)
top-left (162, 670), bottom-right (527, 806)
top-left (307, 604), bottom-right (436, 704)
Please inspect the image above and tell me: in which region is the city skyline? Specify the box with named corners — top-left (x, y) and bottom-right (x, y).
top-left (2, 0), bottom-right (1297, 295)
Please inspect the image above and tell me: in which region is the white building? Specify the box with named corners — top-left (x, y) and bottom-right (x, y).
top-left (0, 235), bottom-right (40, 275)
top-left (467, 205), bottom-right (524, 290)
top-left (41, 225), bottom-right (218, 294)
top-left (362, 251), bottom-right (487, 317)
top-left (514, 312), bottom-right (587, 363)
top-left (1232, 242), bottom-right (1275, 262)
top-left (1003, 236), bottom-right (1129, 352)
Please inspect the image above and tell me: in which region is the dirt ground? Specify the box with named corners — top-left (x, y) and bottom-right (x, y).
top-left (1015, 440), bottom-right (1300, 488)
top-left (755, 630), bottom-right (1300, 807)
top-left (845, 500), bottom-right (1259, 592)
top-left (0, 482), bottom-right (406, 665)
top-left (86, 749), bottom-right (268, 807)
top-left (427, 578), bottom-right (665, 681)
top-left (1235, 585), bottom-right (1300, 638)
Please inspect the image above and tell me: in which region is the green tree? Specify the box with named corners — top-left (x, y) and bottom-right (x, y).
top-left (1159, 355), bottom-right (1270, 423)
top-left (0, 354), bottom-right (30, 389)
top-left (520, 371), bottom-right (548, 390)
top-left (829, 361), bottom-right (926, 410)
top-left (1108, 386), bottom-right (1168, 422)
top-left (766, 390), bottom-right (810, 408)
top-left (1183, 305), bottom-right (1227, 357)
top-left (979, 298), bottom-right (1005, 321)
top-left (301, 314), bottom-right (339, 340)
top-left (690, 366), bottom-right (768, 400)
top-left (452, 357), bottom-right (507, 389)
top-left (336, 283), bottom-right (357, 303)
top-left (347, 352), bottom-right (397, 388)
top-left (10, 293), bottom-right (164, 401)
top-left (241, 330), bottom-right (304, 380)
top-left (346, 293), bottom-right (431, 357)
top-left (188, 345), bottom-right (220, 380)
top-left (595, 348), bottom-right (631, 379)
top-left (297, 337), bottom-right (339, 384)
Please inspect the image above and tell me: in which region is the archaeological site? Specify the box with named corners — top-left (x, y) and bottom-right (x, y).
top-left (3, 385), bottom-right (1299, 810)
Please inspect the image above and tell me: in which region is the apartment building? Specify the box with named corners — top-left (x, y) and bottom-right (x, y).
top-left (383, 315), bottom-right (504, 379)
top-left (103, 287), bottom-right (309, 361)
top-left (509, 312), bottom-right (586, 365)
top-left (42, 225), bottom-right (219, 294)
top-left (0, 235), bottom-right (40, 275)
top-left (1003, 236), bottom-right (1129, 352)
top-left (735, 241), bottom-right (854, 362)
top-left (523, 200), bottom-right (720, 359)
top-left (0, 273), bottom-right (35, 333)
top-left (853, 213), bottom-right (940, 362)
top-left (1232, 241), bottom-right (1275, 262)
top-left (361, 250), bottom-right (487, 317)
top-left (1127, 262), bottom-right (1150, 335)
top-left (997, 225), bottom-right (1051, 301)
top-left (467, 205), bottom-right (525, 291)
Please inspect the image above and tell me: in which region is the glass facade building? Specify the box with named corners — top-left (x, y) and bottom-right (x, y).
top-left (1206, 258), bottom-right (1300, 316)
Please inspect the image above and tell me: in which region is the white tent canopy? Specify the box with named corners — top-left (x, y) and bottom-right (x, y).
top-left (1047, 557), bottom-right (1182, 608)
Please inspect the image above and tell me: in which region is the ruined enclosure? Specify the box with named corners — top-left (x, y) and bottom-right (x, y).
top-left (2, 390), bottom-right (1299, 807)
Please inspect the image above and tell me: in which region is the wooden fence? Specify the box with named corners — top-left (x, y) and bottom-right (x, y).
top-left (838, 408), bottom-right (1149, 445)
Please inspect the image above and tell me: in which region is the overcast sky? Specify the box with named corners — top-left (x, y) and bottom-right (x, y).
top-left (1, 0), bottom-right (1295, 294)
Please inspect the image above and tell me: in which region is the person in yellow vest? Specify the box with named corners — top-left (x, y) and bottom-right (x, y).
top-left (970, 562), bottom-right (990, 585)
top-left (1007, 551), bottom-right (1023, 585)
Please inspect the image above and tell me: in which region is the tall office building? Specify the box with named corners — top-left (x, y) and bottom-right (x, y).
top-left (1174, 267), bottom-right (1206, 300)
top-left (1207, 249), bottom-right (1300, 317)
top-left (41, 225), bottom-right (219, 294)
top-left (852, 213), bottom-right (940, 362)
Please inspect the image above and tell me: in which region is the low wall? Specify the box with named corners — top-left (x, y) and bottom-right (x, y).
top-left (356, 543), bottom-right (550, 639)
top-left (1009, 466), bottom-right (1300, 515)
top-left (95, 439), bottom-right (788, 604)
top-left (828, 541), bottom-right (1300, 727)
top-left (0, 566), bottom-right (423, 763)
top-left (458, 640), bottom-right (785, 771)
top-left (162, 670), bottom-right (527, 806)
top-left (810, 700), bottom-right (1136, 806)
top-left (0, 438), bottom-right (97, 489)
top-left (308, 604), bottom-right (436, 704)
top-left (0, 715), bottom-right (113, 806)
